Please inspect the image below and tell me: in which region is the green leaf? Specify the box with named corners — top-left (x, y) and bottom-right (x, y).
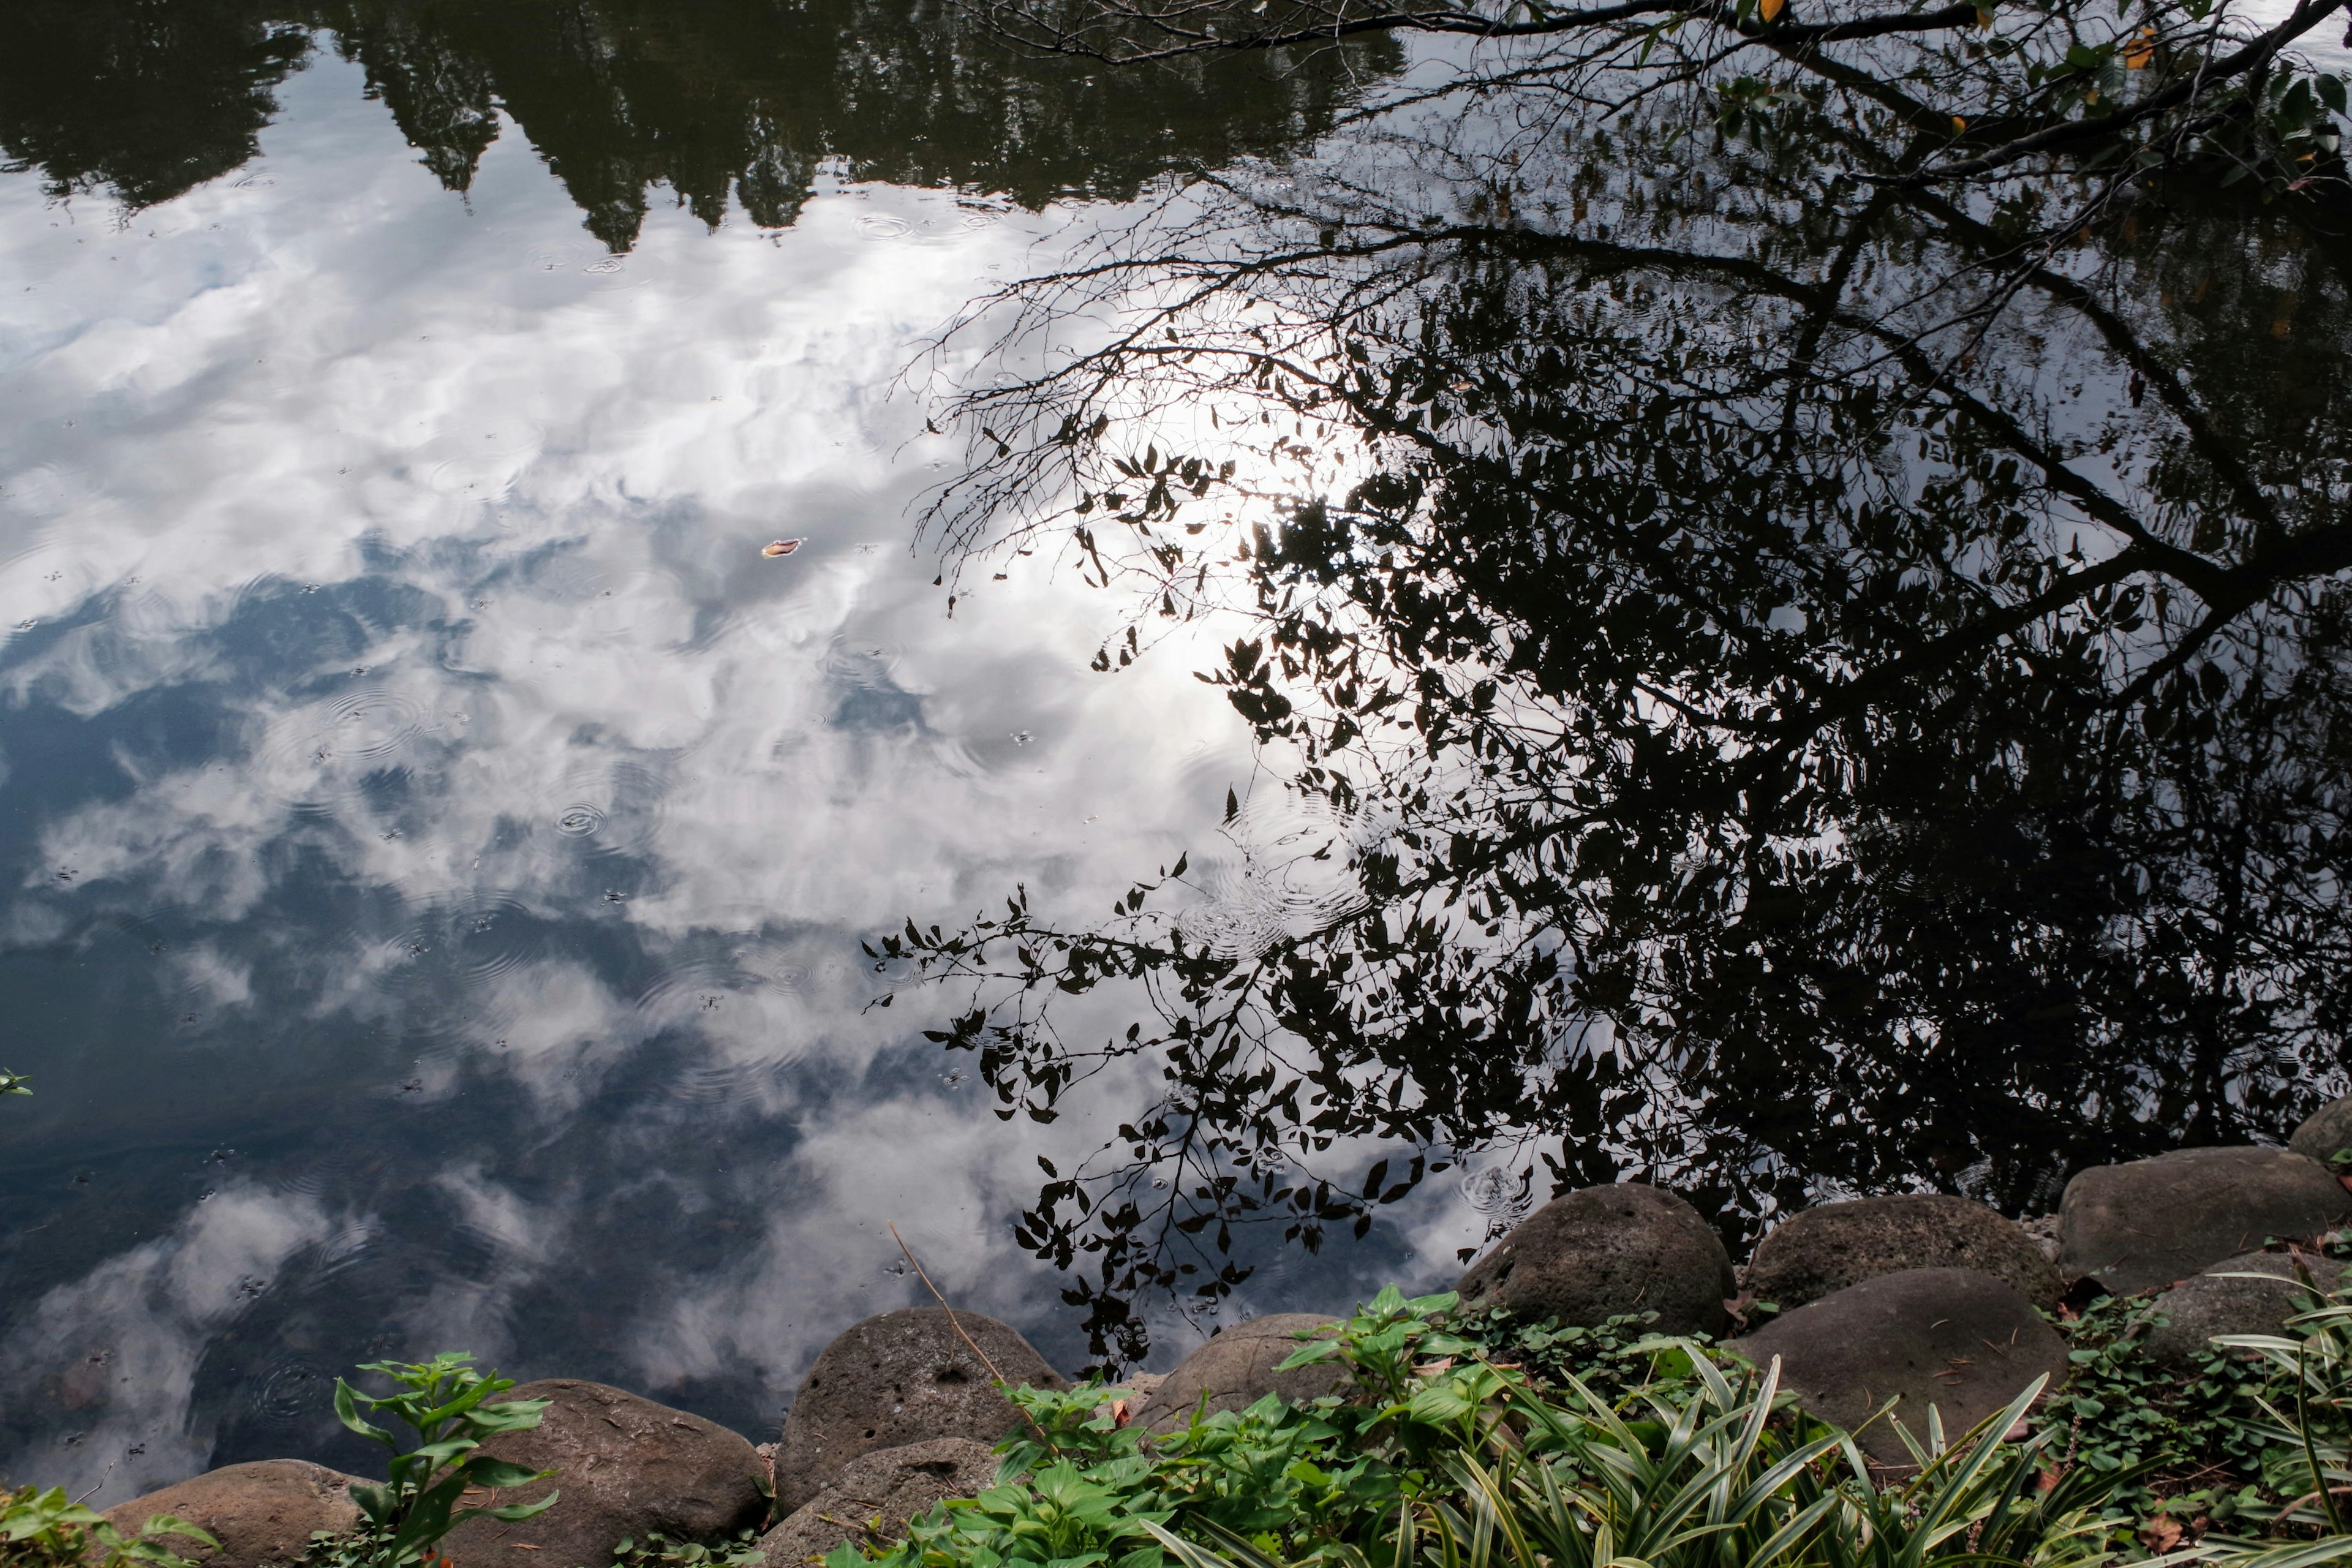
top-left (460, 1461), bottom-right (552, 1491)
top-left (481, 1492), bottom-right (561, 1524)
top-left (136, 1516), bottom-right (219, 1550)
top-left (334, 1381), bottom-right (395, 1447)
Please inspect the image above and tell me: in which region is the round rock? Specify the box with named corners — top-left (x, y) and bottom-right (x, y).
top-left (2290, 1096), bottom-right (2352, 1167)
top-left (1456, 1183), bottom-right (1734, 1336)
top-left (441, 1380), bottom-right (767, 1568)
top-left (1731, 1267), bottom-right (2068, 1465)
top-left (1131, 1314), bottom-right (1344, 1434)
top-left (760, 1438), bottom-right (998, 1568)
top-left (774, 1308), bottom-right (1065, 1513)
top-left (2143, 1251), bottom-right (2348, 1366)
top-left (1742, 1195), bottom-right (2060, 1311)
top-left (2057, 1147), bottom-right (2352, 1295)
top-left (102, 1460), bottom-right (364, 1568)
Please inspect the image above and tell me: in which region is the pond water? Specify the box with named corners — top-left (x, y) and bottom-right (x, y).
top-left (6, 0), bottom-right (2352, 1509)
top-left (0, 0), bottom-right (1422, 1496)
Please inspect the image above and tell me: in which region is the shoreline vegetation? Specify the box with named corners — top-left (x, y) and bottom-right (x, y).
top-left (12, 1286), bottom-right (2352, 1568)
top-left (19, 1095), bottom-right (2352, 1568)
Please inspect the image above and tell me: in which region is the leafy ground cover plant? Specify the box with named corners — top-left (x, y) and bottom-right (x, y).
top-left (1, 1487), bottom-right (212, 1568)
top-left (300, 1354), bottom-right (557, 1568)
top-left (1429, 1304), bottom-right (1706, 1411)
top-left (608, 1531), bottom-right (766, 1568)
top-left (2030, 1291), bottom-right (2299, 1531)
top-left (837, 1297), bottom-right (2107, 1568)
top-left (840, 1283), bottom-right (2352, 1568)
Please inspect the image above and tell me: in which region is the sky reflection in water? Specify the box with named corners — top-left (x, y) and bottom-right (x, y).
top-left (0, 48), bottom-right (1447, 1497)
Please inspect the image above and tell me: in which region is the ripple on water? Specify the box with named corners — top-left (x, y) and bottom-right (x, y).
top-left (255, 688), bottom-right (431, 814)
top-left (373, 894), bottom-right (546, 1038)
top-left (633, 951), bottom-right (809, 1083)
top-left (730, 938), bottom-right (809, 997)
top-left (244, 1358), bottom-right (328, 1425)
top-left (671, 1057), bottom-right (785, 1111)
top-left (1180, 791), bottom-right (1376, 959)
top-left (1460, 1164), bottom-right (1533, 1225)
top-left (279, 1148), bottom-right (369, 1204)
top-left (526, 551), bottom-right (617, 603)
top-left (226, 571), bottom-right (288, 621)
top-left (633, 958), bottom-right (741, 1022)
top-left (288, 1221), bottom-right (386, 1313)
top-left (544, 757), bottom-right (668, 857)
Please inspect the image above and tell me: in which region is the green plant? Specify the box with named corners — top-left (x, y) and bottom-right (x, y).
top-left (848, 1288), bottom-right (2166, 1568)
top-left (1145, 1369), bottom-right (2131, 1568)
top-left (1274, 1287), bottom-right (1472, 1406)
top-left (1, 1485), bottom-right (213, 1568)
top-left (1431, 1305), bottom-right (1707, 1410)
top-left (838, 1276), bottom-right (2352, 1568)
top-left (2218, 1276), bottom-right (2352, 1534)
top-left (609, 1530), bottom-right (766, 1568)
top-left (307, 1352), bottom-right (559, 1568)
top-left (2020, 1267), bottom-right (2352, 1528)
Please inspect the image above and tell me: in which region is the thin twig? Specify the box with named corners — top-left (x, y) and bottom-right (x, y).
top-left (890, 1221), bottom-right (1010, 1384)
top-left (72, 1461), bottom-right (117, 1509)
top-left (889, 1221), bottom-right (1060, 1449)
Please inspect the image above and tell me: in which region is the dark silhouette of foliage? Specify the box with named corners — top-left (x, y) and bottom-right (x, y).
top-left (877, 1), bottom-right (2352, 1365)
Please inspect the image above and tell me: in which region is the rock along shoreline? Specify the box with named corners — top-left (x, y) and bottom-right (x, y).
top-left (89, 1091), bottom-right (2352, 1568)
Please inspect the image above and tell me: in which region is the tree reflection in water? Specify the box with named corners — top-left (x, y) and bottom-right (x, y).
top-left (881, 5), bottom-right (2352, 1362)
top-left (0, 0), bottom-right (1398, 247)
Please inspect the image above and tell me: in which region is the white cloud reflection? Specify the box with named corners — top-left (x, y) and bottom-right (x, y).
top-left (0, 1187), bottom-right (351, 1498)
top-left (0, 49), bottom-right (1461, 1499)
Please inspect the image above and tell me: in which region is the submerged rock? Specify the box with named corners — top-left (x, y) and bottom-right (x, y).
top-left (1130, 1314), bottom-right (1344, 1434)
top-left (1731, 1267), bottom-right (2068, 1466)
top-left (2143, 1250), bottom-right (2349, 1366)
top-left (1742, 1194), bottom-right (2060, 1310)
top-left (442, 1379), bottom-right (767, 1568)
top-left (1456, 1183), bottom-right (1734, 1336)
top-left (2057, 1147), bottom-right (2352, 1295)
top-left (774, 1308), bottom-right (1065, 1513)
top-left (760, 1438), bottom-right (998, 1568)
top-left (103, 1460), bottom-right (364, 1568)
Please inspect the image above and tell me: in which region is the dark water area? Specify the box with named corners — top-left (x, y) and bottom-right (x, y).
top-left (5, 0), bottom-right (2352, 1508)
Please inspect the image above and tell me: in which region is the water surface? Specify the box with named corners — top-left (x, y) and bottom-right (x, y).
top-left (0, 3), bottom-right (1421, 1495)
top-left (6, 0), bottom-right (2352, 1503)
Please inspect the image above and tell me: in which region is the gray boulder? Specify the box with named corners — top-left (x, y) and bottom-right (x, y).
top-left (1457, 1183), bottom-right (1734, 1336)
top-left (2143, 1251), bottom-right (2348, 1366)
top-left (103, 1460), bottom-right (364, 1568)
top-left (759, 1438), bottom-right (998, 1568)
top-left (442, 1380), bottom-right (767, 1568)
top-left (1743, 1195), bottom-right (2060, 1311)
top-left (1130, 1314), bottom-right (1344, 1434)
top-left (2058, 1147), bottom-right (2352, 1295)
top-left (1733, 1268), bottom-right (2068, 1465)
top-left (774, 1308), bottom-right (1065, 1513)
top-left (2291, 1096), bottom-right (2352, 1167)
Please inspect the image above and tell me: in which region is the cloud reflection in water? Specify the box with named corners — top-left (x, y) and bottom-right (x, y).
top-left (0, 52), bottom-right (1444, 1499)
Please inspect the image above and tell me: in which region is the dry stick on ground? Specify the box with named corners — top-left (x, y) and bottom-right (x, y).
top-left (888, 1221), bottom-right (1060, 1448)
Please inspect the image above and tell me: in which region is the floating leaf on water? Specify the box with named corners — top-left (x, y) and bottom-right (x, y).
top-left (762, 538), bottom-right (804, 557)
